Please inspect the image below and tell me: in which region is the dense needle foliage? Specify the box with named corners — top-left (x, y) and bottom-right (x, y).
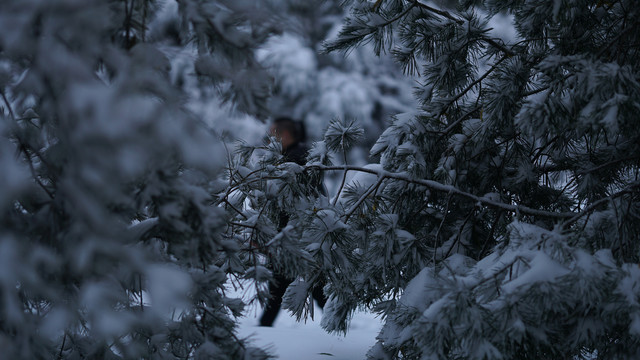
top-left (312, 1), bottom-right (640, 359)
top-left (233, 0), bottom-right (640, 358)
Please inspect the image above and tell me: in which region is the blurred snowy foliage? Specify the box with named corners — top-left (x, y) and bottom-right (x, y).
top-left (0, 0), bottom-right (279, 358)
top-left (167, 0), bottom-right (417, 149)
top-left (257, 0), bottom-right (416, 150)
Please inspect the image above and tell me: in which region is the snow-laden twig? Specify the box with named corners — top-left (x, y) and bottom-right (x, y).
top-left (412, 0), bottom-right (463, 25)
top-left (306, 164), bottom-right (575, 219)
top-left (226, 160), bottom-right (638, 235)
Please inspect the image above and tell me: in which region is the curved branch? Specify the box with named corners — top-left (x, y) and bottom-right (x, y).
top-left (306, 164), bottom-right (575, 219)
top-left (561, 182), bottom-right (640, 228)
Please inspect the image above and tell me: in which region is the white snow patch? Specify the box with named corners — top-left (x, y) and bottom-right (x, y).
top-left (502, 252), bottom-right (569, 294)
top-left (230, 281), bottom-right (382, 359)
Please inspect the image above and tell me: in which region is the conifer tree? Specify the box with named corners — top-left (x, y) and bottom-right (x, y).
top-left (0, 0), bottom-right (279, 358)
top-left (235, 0), bottom-right (640, 359)
top-left (322, 1), bottom-right (640, 358)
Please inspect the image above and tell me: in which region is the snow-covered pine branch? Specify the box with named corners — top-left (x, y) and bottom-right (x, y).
top-left (313, 1), bottom-right (640, 359)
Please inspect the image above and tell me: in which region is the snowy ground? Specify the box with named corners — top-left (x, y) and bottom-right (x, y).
top-left (231, 284), bottom-right (382, 360)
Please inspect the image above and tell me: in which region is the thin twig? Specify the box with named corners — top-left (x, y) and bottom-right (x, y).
top-left (221, 198), bottom-right (248, 220)
top-left (21, 145), bottom-right (55, 199)
top-left (433, 191), bottom-right (453, 264)
top-left (1, 91), bottom-right (15, 120)
top-left (376, 3), bottom-right (417, 29)
top-left (479, 211), bottom-right (503, 258)
top-left (596, 22), bottom-right (636, 58)
top-left (437, 55), bottom-right (509, 119)
top-left (412, 0), bottom-right (515, 56)
top-left (57, 332), bottom-right (67, 360)
top-left (344, 175), bottom-right (386, 221)
top-left (481, 37), bottom-right (516, 57)
top-left (424, 104), bottom-right (480, 136)
top-left (443, 208), bottom-right (475, 259)
top-left (578, 155), bottom-right (640, 175)
top-left (562, 183), bottom-right (640, 228)
top-left (333, 149), bottom-right (349, 206)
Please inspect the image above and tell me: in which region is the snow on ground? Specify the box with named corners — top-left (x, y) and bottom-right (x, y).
top-left (230, 284), bottom-right (382, 360)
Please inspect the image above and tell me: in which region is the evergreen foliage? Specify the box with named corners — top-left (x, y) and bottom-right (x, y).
top-left (236, 0), bottom-right (640, 359)
top-left (0, 0), bottom-right (278, 358)
top-left (307, 0), bottom-right (640, 358)
top-left (3, 0), bottom-right (640, 359)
